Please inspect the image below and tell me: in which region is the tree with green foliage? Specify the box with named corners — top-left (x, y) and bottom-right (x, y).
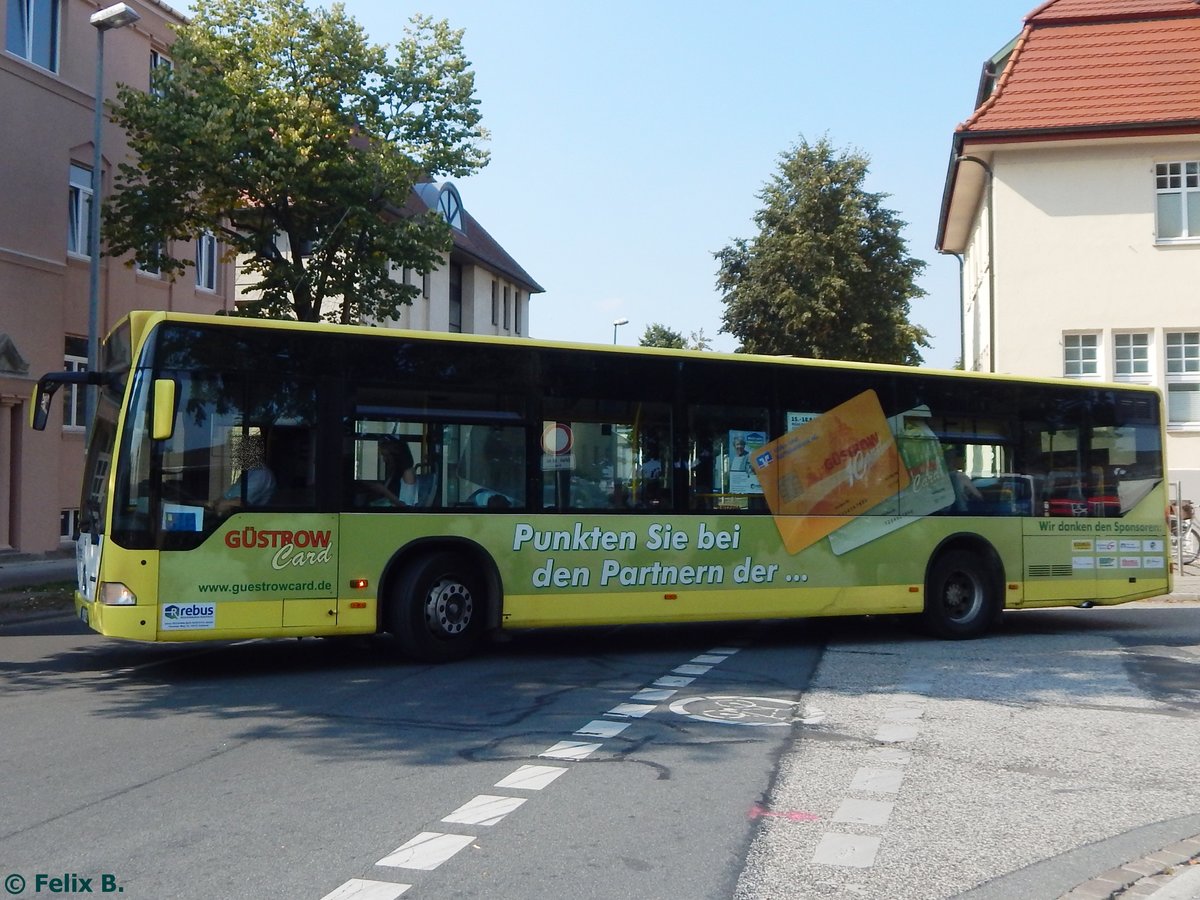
top-left (639, 323), bottom-right (714, 351)
top-left (104, 0), bottom-right (488, 324)
top-left (715, 136), bottom-right (929, 364)
top-left (639, 323), bottom-right (687, 349)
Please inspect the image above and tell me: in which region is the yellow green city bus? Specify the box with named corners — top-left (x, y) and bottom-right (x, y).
top-left (31, 311), bottom-right (1170, 661)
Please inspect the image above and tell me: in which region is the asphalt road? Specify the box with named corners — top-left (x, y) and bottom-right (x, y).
top-left (1, 603), bottom-right (1198, 900)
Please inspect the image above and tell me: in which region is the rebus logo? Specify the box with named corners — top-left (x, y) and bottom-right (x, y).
top-left (163, 604), bottom-right (215, 620)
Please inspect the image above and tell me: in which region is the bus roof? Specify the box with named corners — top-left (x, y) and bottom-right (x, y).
top-left (115, 309), bottom-right (1161, 397)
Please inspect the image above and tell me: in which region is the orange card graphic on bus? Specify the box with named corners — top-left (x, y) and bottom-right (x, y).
top-left (751, 389), bottom-right (909, 554)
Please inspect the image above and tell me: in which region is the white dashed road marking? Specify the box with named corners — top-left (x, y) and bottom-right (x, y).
top-left (321, 645), bottom-right (746, 897)
top-left (539, 740), bottom-right (603, 760)
top-left (318, 879), bottom-right (411, 900)
top-left (574, 719), bottom-right (631, 738)
top-left (813, 833), bottom-right (882, 868)
top-left (376, 832), bottom-right (476, 870)
top-left (494, 765), bottom-right (568, 791)
top-left (441, 795), bottom-right (527, 827)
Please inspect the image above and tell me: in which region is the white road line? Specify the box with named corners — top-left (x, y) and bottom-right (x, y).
top-left (848, 767), bottom-right (904, 794)
top-left (539, 740), bottom-right (603, 760)
top-left (631, 688), bottom-right (677, 701)
top-left (832, 798), bottom-right (894, 826)
top-left (873, 748), bottom-right (912, 765)
top-left (319, 879), bottom-right (410, 900)
top-left (812, 833), bottom-right (881, 868)
top-left (882, 706), bottom-right (924, 722)
top-left (690, 654), bottom-right (728, 664)
top-left (607, 702), bottom-right (656, 717)
top-left (574, 719), bottom-right (631, 738)
top-left (673, 664), bottom-right (713, 675)
top-left (495, 765), bottom-right (568, 791)
top-left (376, 833), bottom-right (475, 870)
top-left (441, 795), bottom-right (526, 827)
top-left (708, 647), bottom-right (742, 655)
top-left (874, 723), bottom-right (919, 743)
top-left (654, 675), bottom-right (695, 687)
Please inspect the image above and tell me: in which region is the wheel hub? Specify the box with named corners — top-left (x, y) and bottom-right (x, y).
top-left (426, 578), bottom-right (473, 636)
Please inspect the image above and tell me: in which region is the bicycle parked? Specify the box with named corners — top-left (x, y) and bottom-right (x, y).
top-left (1170, 499), bottom-right (1200, 566)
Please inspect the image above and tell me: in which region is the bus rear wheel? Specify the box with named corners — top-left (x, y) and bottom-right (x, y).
top-left (388, 551), bottom-right (484, 662)
top-left (923, 549), bottom-right (999, 640)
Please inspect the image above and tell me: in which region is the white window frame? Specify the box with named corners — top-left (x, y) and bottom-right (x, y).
top-left (63, 349), bottom-right (86, 429)
top-left (1166, 330), bottom-right (1200, 427)
top-left (1113, 331), bottom-right (1151, 383)
top-left (6, 0), bottom-right (60, 72)
top-left (1063, 332), bottom-right (1100, 379)
top-left (68, 164), bottom-right (93, 258)
top-left (1155, 161), bottom-right (1200, 242)
top-left (60, 508), bottom-right (78, 541)
top-left (195, 232), bottom-right (217, 292)
top-left (150, 48), bottom-right (172, 96)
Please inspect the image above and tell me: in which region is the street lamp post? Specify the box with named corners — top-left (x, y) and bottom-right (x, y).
top-left (612, 317), bottom-right (629, 345)
top-left (85, 3), bottom-right (141, 439)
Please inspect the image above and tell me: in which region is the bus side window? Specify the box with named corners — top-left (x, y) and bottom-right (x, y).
top-left (687, 405), bottom-right (770, 512)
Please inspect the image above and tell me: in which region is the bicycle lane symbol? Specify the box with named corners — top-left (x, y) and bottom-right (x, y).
top-left (668, 695), bottom-right (826, 726)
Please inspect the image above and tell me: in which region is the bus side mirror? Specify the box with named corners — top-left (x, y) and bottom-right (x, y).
top-left (152, 379), bottom-right (176, 441)
top-left (29, 371), bottom-right (95, 431)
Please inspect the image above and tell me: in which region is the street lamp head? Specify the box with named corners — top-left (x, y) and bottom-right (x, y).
top-left (613, 318), bottom-right (629, 327)
top-left (91, 2), bottom-right (140, 31)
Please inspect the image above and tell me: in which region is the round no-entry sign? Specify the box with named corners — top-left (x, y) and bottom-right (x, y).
top-left (542, 422), bottom-right (573, 455)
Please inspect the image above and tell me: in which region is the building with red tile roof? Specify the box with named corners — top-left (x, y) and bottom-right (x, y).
top-left (936, 0), bottom-right (1200, 496)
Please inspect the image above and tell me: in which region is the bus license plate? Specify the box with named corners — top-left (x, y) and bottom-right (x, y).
top-left (79, 606), bottom-right (89, 625)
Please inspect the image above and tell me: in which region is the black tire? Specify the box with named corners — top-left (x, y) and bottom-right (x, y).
top-left (923, 549), bottom-right (1000, 640)
top-left (1183, 529), bottom-right (1200, 566)
top-left (387, 551), bottom-right (485, 662)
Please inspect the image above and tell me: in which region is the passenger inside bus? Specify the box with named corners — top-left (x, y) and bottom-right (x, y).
top-left (945, 448), bottom-right (983, 512)
top-left (214, 432), bottom-right (277, 513)
top-left (372, 438), bottom-right (437, 508)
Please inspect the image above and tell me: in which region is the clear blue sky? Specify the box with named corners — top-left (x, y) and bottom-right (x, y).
top-left (197, 0), bottom-right (1041, 367)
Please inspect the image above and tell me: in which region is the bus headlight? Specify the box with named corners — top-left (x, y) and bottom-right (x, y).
top-left (99, 582), bottom-right (137, 606)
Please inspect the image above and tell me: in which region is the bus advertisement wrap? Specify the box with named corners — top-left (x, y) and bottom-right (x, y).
top-left (52, 312), bottom-right (1170, 656)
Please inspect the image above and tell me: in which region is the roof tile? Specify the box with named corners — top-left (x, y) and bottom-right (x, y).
top-left (961, 1), bottom-right (1200, 134)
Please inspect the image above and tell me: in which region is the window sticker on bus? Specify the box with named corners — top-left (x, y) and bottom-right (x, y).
top-left (829, 407), bottom-right (957, 556)
top-left (728, 430), bottom-right (765, 495)
top-left (752, 390), bottom-right (909, 554)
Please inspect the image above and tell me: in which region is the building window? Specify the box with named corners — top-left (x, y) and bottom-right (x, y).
top-left (422, 271), bottom-right (430, 300)
top-left (63, 337), bottom-right (87, 428)
top-left (196, 232), bottom-right (217, 291)
top-left (503, 285), bottom-right (510, 330)
top-left (515, 290), bottom-right (522, 335)
top-left (136, 240), bottom-right (163, 277)
top-left (1155, 161), bottom-right (1200, 241)
top-left (1063, 333), bottom-right (1099, 378)
top-left (437, 185), bottom-right (463, 230)
top-left (1114, 332), bottom-right (1150, 381)
top-left (60, 508), bottom-right (78, 540)
top-left (491, 280), bottom-right (498, 325)
top-left (67, 164), bottom-right (93, 257)
top-left (150, 49), bottom-right (173, 96)
top-left (6, 0), bottom-right (59, 71)
top-left (1167, 331), bottom-right (1200, 425)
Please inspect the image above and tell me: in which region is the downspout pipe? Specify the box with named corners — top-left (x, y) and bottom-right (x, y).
top-left (955, 155), bottom-right (996, 372)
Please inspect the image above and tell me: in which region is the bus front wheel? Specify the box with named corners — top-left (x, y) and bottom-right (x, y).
top-left (388, 551), bottom-right (484, 662)
top-left (923, 549), bottom-right (999, 640)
